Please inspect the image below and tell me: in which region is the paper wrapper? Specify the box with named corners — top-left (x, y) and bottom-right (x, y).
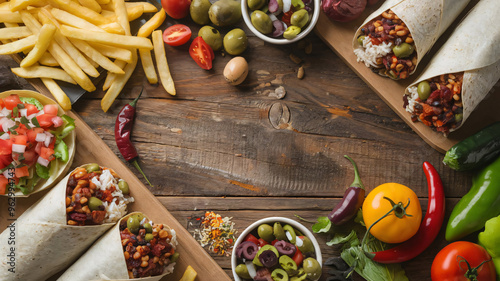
top-left (352, 0), bottom-right (471, 77)
top-left (404, 0), bottom-right (500, 132)
top-left (0, 90), bottom-right (76, 197)
top-left (57, 212), bottom-right (177, 281)
top-left (0, 164), bottom-right (121, 281)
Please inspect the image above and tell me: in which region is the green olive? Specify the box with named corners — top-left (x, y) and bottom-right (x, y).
top-left (302, 257), bottom-right (321, 281)
top-left (417, 81), bottom-right (431, 100)
top-left (88, 197), bottom-right (103, 211)
top-left (127, 215), bottom-right (141, 234)
top-left (251, 10), bottom-right (273, 35)
top-left (170, 252), bottom-right (180, 262)
top-left (143, 222), bottom-right (153, 233)
top-left (145, 233), bottom-right (154, 242)
top-left (235, 263), bottom-right (251, 279)
top-left (85, 163), bottom-right (100, 173)
top-left (271, 268), bottom-right (289, 281)
top-left (223, 28), bottom-right (247, 55)
top-left (290, 9), bottom-right (309, 29)
top-left (209, 0), bottom-right (242, 27)
top-left (297, 236), bottom-right (314, 253)
top-left (357, 35), bottom-right (366, 46)
top-left (198, 26), bottom-right (223, 51)
top-left (290, 269), bottom-right (307, 281)
top-left (291, 0), bottom-right (304, 9)
top-left (258, 223), bottom-right (275, 242)
top-left (279, 255), bottom-right (297, 274)
top-left (283, 225), bottom-right (296, 243)
top-left (247, 0), bottom-right (265, 10)
top-left (118, 180), bottom-right (130, 195)
top-left (190, 0), bottom-right (212, 25)
top-left (273, 222), bottom-right (287, 241)
top-left (283, 26), bottom-right (301, 40)
top-left (392, 42), bottom-right (414, 58)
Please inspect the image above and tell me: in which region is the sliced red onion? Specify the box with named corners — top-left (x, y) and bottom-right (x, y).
top-left (2, 118), bottom-right (16, 133)
top-left (0, 108), bottom-right (11, 117)
top-left (52, 116), bottom-right (63, 127)
top-left (271, 20), bottom-right (285, 37)
top-left (0, 133), bottom-right (10, 140)
top-left (12, 144), bottom-right (26, 154)
top-left (3, 169), bottom-right (14, 179)
top-left (245, 260), bottom-right (257, 279)
top-left (37, 156), bottom-right (50, 166)
top-left (268, 0), bottom-right (280, 13)
top-left (35, 142), bottom-right (42, 154)
top-left (44, 135), bottom-right (52, 147)
top-left (35, 133), bottom-right (46, 142)
top-left (36, 109), bottom-right (44, 116)
top-left (19, 108), bottom-right (28, 117)
top-left (282, 0), bottom-right (291, 13)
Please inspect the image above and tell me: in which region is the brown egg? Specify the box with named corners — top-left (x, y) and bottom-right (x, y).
top-left (223, 56), bottom-right (248, 85)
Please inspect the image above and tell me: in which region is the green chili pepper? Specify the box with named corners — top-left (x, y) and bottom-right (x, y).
top-left (445, 155), bottom-right (500, 241)
top-left (478, 215), bottom-right (500, 280)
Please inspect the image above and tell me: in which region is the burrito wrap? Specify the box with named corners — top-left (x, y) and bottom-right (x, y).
top-left (58, 212), bottom-right (177, 281)
top-left (0, 165), bottom-right (125, 281)
top-left (405, 0), bottom-right (500, 132)
top-left (353, 0), bottom-right (471, 75)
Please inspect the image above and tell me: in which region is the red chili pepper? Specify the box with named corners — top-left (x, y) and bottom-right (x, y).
top-left (370, 161), bottom-right (445, 263)
top-left (115, 88), bottom-right (152, 186)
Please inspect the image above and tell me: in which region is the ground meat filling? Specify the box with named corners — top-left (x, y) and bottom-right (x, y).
top-left (355, 9), bottom-right (417, 79)
top-left (120, 215), bottom-right (177, 278)
top-left (404, 72), bottom-right (464, 134)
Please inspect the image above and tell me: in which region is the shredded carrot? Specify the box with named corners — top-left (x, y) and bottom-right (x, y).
top-left (190, 211), bottom-right (236, 257)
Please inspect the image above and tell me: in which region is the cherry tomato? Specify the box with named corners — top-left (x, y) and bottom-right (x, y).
top-left (3, 94), bottom-right (21, 110)
top-left (431, 241), bottom-right (496, 281)
top-left (292, 248), bottom-right (303, 266)
top-left (163, 24), bottom-right (192, 46)
top-left (189, 36), bottom-right (214, 70)
top-left (161, 0), bottom-right (191, 19)
top-left (362, 182), bottom-right (422, 244)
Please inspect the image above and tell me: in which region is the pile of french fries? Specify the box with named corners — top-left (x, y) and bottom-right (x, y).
top-left (0, 0), bottom-right (175, 112)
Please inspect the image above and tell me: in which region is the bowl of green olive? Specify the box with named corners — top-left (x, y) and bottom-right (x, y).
top-left (231, 217), bottom-right (322, 280)
top-left (241, 0), bottom-right (320, 44)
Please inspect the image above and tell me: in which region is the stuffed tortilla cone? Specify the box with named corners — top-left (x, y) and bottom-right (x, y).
top-left (58, 212), bottom-right (178, 281)
top-left (403, 0), bottom-right (500, 134)
top-left (0, 90), bottom-right (76, 197)
top-left (0, 164), bottom-right (134, 281)
top-left (352, 0), bottom-right (470, 80)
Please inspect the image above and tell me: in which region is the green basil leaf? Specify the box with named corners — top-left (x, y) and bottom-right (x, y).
top-left (327, 230), bottom-right (358, 247)
top-left (312, 216), bottom-right (331, 233)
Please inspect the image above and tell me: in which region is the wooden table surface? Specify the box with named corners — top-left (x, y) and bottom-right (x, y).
top-left (0, 14), bottom-right (477, 280)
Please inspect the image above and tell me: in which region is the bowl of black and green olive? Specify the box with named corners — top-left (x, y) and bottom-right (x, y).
top-left (241, 0), bottom-right (320, 44)
top-left (231, 217), bottom-right (322, 280)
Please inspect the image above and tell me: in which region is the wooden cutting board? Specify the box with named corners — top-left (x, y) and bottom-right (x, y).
top-left (314, 1), bottom-right (500, 153)
top-left (0, 78), bottom-right (231, 281)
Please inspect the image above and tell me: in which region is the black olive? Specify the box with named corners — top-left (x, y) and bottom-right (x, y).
top-left (259, 250), bottom-right (278, 268)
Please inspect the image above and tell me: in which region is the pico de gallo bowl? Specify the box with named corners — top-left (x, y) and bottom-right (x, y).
top-left (0, 90), bottom-right (76, 196)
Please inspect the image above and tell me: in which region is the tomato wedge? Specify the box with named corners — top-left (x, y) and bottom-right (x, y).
top-left (163, 24), bottom-right (192, 46)
top-left (189, 36), bottom-right (214, 70)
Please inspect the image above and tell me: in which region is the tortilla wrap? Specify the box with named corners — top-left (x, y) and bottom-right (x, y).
top-left (0, 90), bottom-right (76, 197)
top-left (0, 164), bottom-right (124, 281)
top-left (57, 212), bottom-right (177, 281)
top-left (352, 0), bottom-right (471, 78)
top-left (404, 0), bottom-right (500, 132)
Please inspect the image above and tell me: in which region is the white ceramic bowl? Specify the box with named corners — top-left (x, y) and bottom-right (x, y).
top-left (241, 0), bottom-right (321, 44)
top-left (231, 216), bottom-right (322, 280)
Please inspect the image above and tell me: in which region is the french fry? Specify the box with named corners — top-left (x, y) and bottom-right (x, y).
top-left (0, 26), bottom-right (31, 40)
top-left (101, 51), bottom-right (137, 112)
top-left (41, 77), bottom-right (71, 110)
top-left (137, 8), bottom-right (166, 37)
top-left (139, 49), bottom-right (157, 84)
top-left (94, 0), bottom-right (109, 5)
top-left (102, 59), bottom-right (127, 90)
top-left (70, 38), bottom-right (125, 74)
top-left (152, 30), bottom-right (175, 96)
top-left (60, 25), bottom-right (153, 50)
top-left (125, 2), bottom-right (158, 13)
top-left (88, 42), bottom-right (132, 63)
top-left (102, 4), bottom-right (144, 23)
top-left (0, 34), bottom-right (36, 54)
top-left (48, 0), bottom-right (110, 26)
top-left (11, 66), bottom-right (77, 84)
top-left (20, 23), bottom-right (56, 67)
top-left (0, 10), bottom-right (23, 23)
top-left (98, 22), bottom-right (125, 35)
top-left (39, 52), bottom-right (59, 66)
top-left (113, 0), bottom-right (130, 36)
top-left (49, 7), bottom-right (106, 33)
top-left (77, 0), bottom-right (101, 13)
top-left (9, 0), bottom-right (48, 12)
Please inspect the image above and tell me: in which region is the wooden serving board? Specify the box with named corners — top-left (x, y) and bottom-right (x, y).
top-left (314, 1), bottom-right (500, 153)
top-left (0, 79), bottom-right (231, 281)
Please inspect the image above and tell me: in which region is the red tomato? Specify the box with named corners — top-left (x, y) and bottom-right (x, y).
top-left (0, 139), bottom-right (13, 155)
top-left (0, 154), bottom-right (12, 170)
top-left (25, 103), bottom-right (39, 116)
top-left (189, 37), bottom-right (214, 70)
top-left (292, 248), bottom-right (303, 266)
top-left (161, 0), bottom-right (191, 19)
top-left (11, 134), bottom-right (28, 146)
top-left (23, 148), bottom-right (37, 166)
top-left (431, 241), bottom-right (496, 281)
top-left (163, 24), bottom-right (192, 46)
top-left (36, 114), bottom-right (56, 128)
top-left (0, 175), bottom-right (7, 195)
top-left (43, 104), bottom-right (59, 115)
top-left (244, 234), bottom-right (259, 245)
top-left (15, 166), bottom-right (29, 178)
top-left (15, 124), bottom-right (28, 135)
top-left (40, 147), bottom-right (54, 160)
top-left (27, 127), bottom-right (45, 144)
top-left (257, 238), bottom-right (268, 247)
top-left (3, 95), bottom-right (21, 110)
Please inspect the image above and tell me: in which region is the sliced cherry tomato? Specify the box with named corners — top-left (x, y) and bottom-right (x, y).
top-left (292, 248), bottom-right (303, 266)
top-left (163, 24), bottom-right (191, 46)
top-left (25, 103), bottom-right (39, 116)
top-left (3, 94), bottom-right (21, 110)
top-left (161, 0), bottom-right (191, 19)
top-left (36, 114), bottom-right (56, 128)
top-left (43, 104), bottom-right (59, 116)
top-left (189, 36), bottom-right (214, 70)
top-left (431, 241), bottom-right (496, 281)
top-left (0, 175), bottom-right (7, 195)
top-left (15, 166), bottom-right (29, 178)
top-left (244, 233), bottom-right (260, 245)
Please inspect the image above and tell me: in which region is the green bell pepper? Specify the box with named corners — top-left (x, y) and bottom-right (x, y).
top-left (446, 155), bottom-right (500, 241)
top-left (478, 215), bottom-right (500, 279)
